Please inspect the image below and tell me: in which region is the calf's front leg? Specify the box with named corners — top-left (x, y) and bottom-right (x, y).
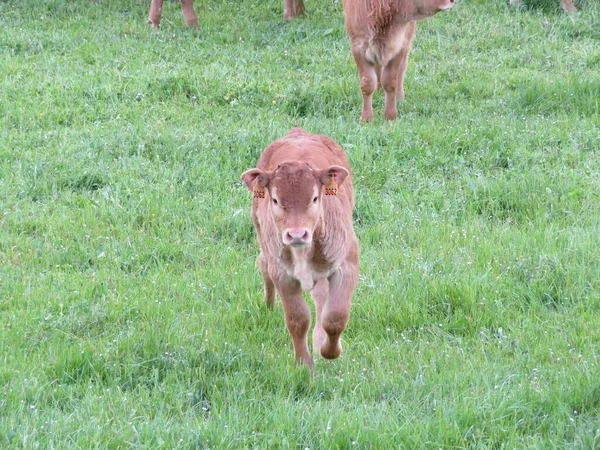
top-left (180, 0), bottom-right (199, 27)
top-left (258, 252), bottom-right (276, 309)
top-left (148, 0), bottom-right (164, 28)
top-left (276, 278), bottom-right (314, 369)
top-left (317, 260), bottom-right (358, 359)
top-left (283, 0), bottom-right (306, 19)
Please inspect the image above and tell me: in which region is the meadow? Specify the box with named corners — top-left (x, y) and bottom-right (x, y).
top-left (1, 0), bottom-right (600, 447)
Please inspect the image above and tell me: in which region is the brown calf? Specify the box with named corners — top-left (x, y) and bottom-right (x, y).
top-left (509, 0), bottom-right (577, 13)
top-left (241, 128), bottom-right (359, 369)
top-left (344, 0), bottom-right (455, 121)
top-left (148, 0), bottom-right (307, 28)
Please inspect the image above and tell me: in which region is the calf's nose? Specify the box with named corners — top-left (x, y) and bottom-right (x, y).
top-left (284, 228), bottom-right (311, 246)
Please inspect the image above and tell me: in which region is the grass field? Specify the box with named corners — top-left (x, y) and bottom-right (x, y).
top-left (1, 0), bottom-right (600, 447)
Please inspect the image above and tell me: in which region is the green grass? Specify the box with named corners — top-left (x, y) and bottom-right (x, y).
top-left (1, 0), bottom-right (600, 447)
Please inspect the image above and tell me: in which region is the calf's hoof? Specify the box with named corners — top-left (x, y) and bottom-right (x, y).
top-left (384, 111), bottom-right (398, 121)
top-left (361, 112), bottom-right (374, 122)
top-left (320, 339), bottom-right (342, 360)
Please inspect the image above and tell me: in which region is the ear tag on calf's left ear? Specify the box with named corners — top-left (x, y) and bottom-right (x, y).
top-left (253, 182), bottom-right (265, 199)
top-left (324, 178), bottom-right (338, 196)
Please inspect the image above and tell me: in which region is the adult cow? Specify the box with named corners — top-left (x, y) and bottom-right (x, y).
top-left (241, 127), bottom-right (359, 370)
top-left (344, 0), bottom-right (455, 121)
top-left (148, 0), bottom-right (307, 28)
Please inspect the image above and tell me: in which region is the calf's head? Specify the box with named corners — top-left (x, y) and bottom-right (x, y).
top-left (241, 161), bottom-right (349, 247)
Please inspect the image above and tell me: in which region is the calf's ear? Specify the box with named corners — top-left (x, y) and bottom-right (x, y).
top-left (241, 169), bottom-right (272, 198)
top-left (319, 165), bottom-right (349, 196)
top-left (241, 169), bottom-right (271, 190)
top-left (319, 166), bottom-right (349, 187)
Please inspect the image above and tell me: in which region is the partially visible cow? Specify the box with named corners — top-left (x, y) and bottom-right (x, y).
top-left (343, 0), bottom-right (456, 121)
top-left (509, 0), bottom-right (577, 13)
top-left (241, 127), bottom-right (359, 369)
top-left (148, 0), bottom-right (198, 28)
top-left (148, 0), bottom-right (307, 28)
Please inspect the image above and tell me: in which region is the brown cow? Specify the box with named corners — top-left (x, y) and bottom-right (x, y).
top-left (344, 0), bottom-right (455, 121)
top-left (509, 0), bottom-right (577, 13)
top-left (148, 0), bottom-right (307, 28)
top-left (241, 127), bottom-right (359, 369)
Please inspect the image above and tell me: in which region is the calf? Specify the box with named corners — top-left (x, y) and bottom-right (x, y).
top-left (241, 128), bottom-right (359, 369)
top-left (148, 0), bottom-right (307, 28)
top-left (344, 0), bottom-right (455, 121)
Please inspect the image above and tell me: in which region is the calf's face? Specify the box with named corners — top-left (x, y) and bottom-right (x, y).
top-left (241, 162), bottom-right (348, 247)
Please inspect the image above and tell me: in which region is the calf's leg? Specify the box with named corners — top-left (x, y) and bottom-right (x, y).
top-left (396, 21), bottom-right (416, 101)
top-left (311, 278), bottom-right (329, 356)
top-left (381, 54), bottom-right (403, 121)
top-left (560, 0), bottom-right (577, 12)
top-left (284, 0), bottom-right (306, 19)
top-left (258, 252), bottom-right (276, 309)
top-left (276, 279), bottom-right (314, 369)
top-left (318, 260), bottom-right (358, 359)
top-left (181, 0), bottom-right (199, 27)
top-left (148, 0), bottom-right (164, 28)
top-left (351, 49), bottom-right (378, 122)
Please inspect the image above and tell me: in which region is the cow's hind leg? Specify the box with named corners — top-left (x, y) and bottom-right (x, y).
top-left (277, 279), bottom-right (314, 369)
top-left (381, 54), bottom-right (403, 121)
top-left (284, 0), bottom-right (306, 19)
top-left (181, 0), bottom-right (199, 27)
top-left (258, 252), bottom-right (276, 309)
top-left (319, 260), bottom-right (358, 359)
top-left (396, 22), bottom-right (416, 100)
top-left (351, 49), bottom-right (377, 122)
top-left (148, 0), bottom-right (164, 28)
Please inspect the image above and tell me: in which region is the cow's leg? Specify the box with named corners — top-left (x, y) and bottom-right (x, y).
top-left (318, 260), bottom-right (358, 359)
top-left (352, 49), bottom-right (377, 122)
top-left (560, 0), bottom-right (577, 12)
top-left (148, 0), bottom-right (164, 28)
top-left (381, 54), bottom-right (403, 121)
top-left (396, 22), bottom-right (416, 100)
top-left (284, 0), bottom-right (306, 19)
top-left (310, 278), bottom-right (329, 356)
top-left (276, 279), bottom-right (314, 369)
top-left (181, 0), bottom-right (199, 27)
top-left (258, 252), bottom-right (276, 309)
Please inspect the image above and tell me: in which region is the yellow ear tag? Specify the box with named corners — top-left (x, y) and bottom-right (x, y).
top-left (253, 182), bottom-right (265, 199)
top-left (324, 178), bottom-right (338, 196)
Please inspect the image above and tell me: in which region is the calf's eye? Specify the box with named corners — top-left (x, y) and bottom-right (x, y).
top-left (272, 199), bottom-right (278, 205)
top-left (313, 196), bottom-right (318, 203)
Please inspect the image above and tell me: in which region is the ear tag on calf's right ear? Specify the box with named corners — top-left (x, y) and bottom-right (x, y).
top-left (324, 178), bottom-right (338, 196)
top-left (253, 182), bottom-right (265, 199)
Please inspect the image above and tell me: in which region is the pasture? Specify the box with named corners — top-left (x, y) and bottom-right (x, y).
top-left (1, 0), bottom-right (599, 447)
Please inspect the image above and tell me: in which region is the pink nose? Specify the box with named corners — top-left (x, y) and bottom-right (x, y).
top-left (284, 228), bottom-right (310, 246)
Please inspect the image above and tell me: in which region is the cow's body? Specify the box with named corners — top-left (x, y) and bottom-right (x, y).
top-left (241, 128), bottom-right (359, 369)
top-left (148, 0), bottom-right (306, 28)
top-left (343, 0), bottom-right (455, 121)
